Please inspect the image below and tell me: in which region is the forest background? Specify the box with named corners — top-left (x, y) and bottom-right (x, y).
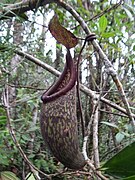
top-left (0, 0), bottom-right (135, 179)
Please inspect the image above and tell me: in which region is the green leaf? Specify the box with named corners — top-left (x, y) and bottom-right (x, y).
top-left (123, 7), bottom-right (133, 20)
top-left (101, 32), bottom-right (115, 38)
top-left (102, 142), bottom-right (135, 177)
top-left (122, 175), bottom-right (135, 180)
top-left (77, 0), bottom-right (83, 7)
top-left (115, 132), bottom-right (125, 143)
top-left (0, 116), bottom-right (7, 120)
top-left (26, 126), bottom-right (39, 133)
top-left (26, 173), bottom-right (36, 180)
top-left (0, 154), bottom-right (9, 166)
top-left (124, 124), bottom-right (134, 134)
top-left (1, 171), bottom-right (20, 180)
top-left (19, 13), bottom-right (28, 21)
top-left (21, 135), bottom-right (31, 141)
top-left (99, 15), bottom-right (107, 33)
top-left (0, 116), bottom-right (7, 124)
top-left (133, 45), bottom-right (135, 51)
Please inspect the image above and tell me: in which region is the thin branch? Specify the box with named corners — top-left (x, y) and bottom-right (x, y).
top-left (0, 0), bottom-right (53, 20)
top-left (86, 159), bottom-right (108, 180)
top-left (71, 0), bottom-right (124, 30)
top-left (15, 49), bottom-right (135, 119)
top-left (49, 168), bottom-right (108, 179)
top-left (82, 94), bottom-right (108, 179)
top-left (16, 49), bottom-right (60, 76)
top-left (99, 109), bottom-right (128, 118)
top-left (87, 0), bottom-right (124, 22)
top-left (76, 40), bottom-right (88, 137)
top-left (8, 83), bottom-right (43, 90)
top-left (92, 99), bottom-right (100, 169)
top-left (80, 84), bottom-right (135, 118)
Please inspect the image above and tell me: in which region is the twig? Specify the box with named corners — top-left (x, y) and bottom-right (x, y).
top-left (112, 76), bottom-right (135, 127)
top-left (71, 0), bottom-right (123, 30)
top-left (0, 0), bottom-right (52, 20)
top-left (76, 40), bottom-right (88, 137)
top-left (92, 99), bottom-right (100, 169)
top-left (86, 159), bottom-right (108, 180)
top-left (48, 168), bottom-right (108, 179)
top-left (99, 109), bottom-right (128, 118)
top-left (82, 94), bottom-right (108, 180)
top-left (2, 86), bottom-right (51, 180)
top-left (8, 83), bottom-right (44, 90)
top-left (87, 0), bottom-right (124, 22)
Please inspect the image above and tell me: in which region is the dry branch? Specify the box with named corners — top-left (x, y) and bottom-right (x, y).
top-left (0, 0), bottom-right (52, 20)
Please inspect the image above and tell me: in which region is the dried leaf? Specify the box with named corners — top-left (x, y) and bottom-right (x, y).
top-left (48, 15), bottom-right (78, 49)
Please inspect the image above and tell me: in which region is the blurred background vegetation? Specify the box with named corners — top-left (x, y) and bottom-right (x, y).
top-left (0, 0), bottom-right (135, 179)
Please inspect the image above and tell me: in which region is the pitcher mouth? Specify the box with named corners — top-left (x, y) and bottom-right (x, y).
top-left (41, 49), bottom-right (76, 103)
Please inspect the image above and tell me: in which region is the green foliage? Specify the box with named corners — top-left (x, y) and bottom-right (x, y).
top-left (0, 114), bottom-right (16, 167)
top-left (102, 142), bottom-right (135, 178)
top-left (0, 171), bottom-right (19, 180)
top-left (35, 158), bottom-right (57, 173)
top-left (26, 173), bottom-right (36, 180)
top-left (99, 15), bottom-right (108, 34)
top-left (122, 175), bottom-right (135, 180)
